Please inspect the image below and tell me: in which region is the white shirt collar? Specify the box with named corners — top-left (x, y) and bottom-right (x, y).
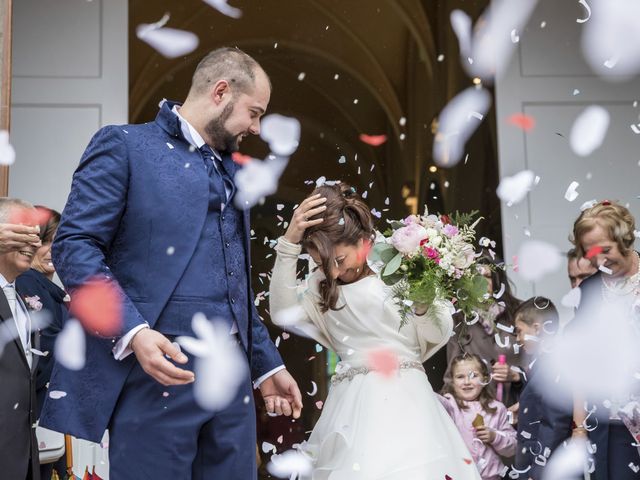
top-left (172, 106), bottom-right (222, 161)
top-left (0, 273), bottom-right (13, 289)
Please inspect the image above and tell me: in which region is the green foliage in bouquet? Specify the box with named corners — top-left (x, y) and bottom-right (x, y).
top-left (370, 209), bottom-right (490, 328)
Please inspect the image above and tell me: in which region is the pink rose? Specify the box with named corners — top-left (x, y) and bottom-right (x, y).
top-left (442, 224), bottom-right (459, 238)
top-left (391, 224), bottom-right (428, 254)
top-left (423, 246), bottom-right (441, 263)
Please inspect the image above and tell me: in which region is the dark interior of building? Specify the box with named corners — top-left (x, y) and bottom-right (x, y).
top-left (129, 0), bottom-right (499, 473)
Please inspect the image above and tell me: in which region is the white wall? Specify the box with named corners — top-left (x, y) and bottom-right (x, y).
top-left (496, 0), bottom-right (640, 321)
top-left (10, 1), bottom-right (128, 476)
top-left (9, 0), bottom-right (128, 212)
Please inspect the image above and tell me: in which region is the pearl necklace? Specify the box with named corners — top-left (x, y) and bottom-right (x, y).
top-left (601, 251), bottom-right (640, 301)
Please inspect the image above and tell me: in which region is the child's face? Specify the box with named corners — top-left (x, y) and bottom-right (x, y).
top-left (515, 317), bottom-right (540, 354)
top-left (452, 359), bottom-right (485, 402)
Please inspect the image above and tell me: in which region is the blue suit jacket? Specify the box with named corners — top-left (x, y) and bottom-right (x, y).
top-left (40, 101), bottom-right (283, 442)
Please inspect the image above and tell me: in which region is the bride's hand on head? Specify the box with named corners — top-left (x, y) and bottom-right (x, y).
top-left (284, 193), bottom-right (327, 244)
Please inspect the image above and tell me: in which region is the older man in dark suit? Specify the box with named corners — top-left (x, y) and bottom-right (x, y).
top-left (0, 198), bottom-right (41, 480)
top-left (40, 47), bottom-right (302, 479)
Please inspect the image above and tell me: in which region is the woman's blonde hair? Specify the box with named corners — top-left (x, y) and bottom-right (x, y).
top-left (571, 201), bottom-right (636, 258)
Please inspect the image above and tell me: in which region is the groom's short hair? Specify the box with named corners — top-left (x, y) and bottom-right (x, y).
top-left (189, 47), bottom-right (269, 97)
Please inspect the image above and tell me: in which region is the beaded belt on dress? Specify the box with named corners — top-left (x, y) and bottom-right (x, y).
top-left (330, 360), bottom-right (425, 386)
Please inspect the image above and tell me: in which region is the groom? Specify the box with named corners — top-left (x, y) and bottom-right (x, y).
top-left (40, 47), bottom-right (302, 479)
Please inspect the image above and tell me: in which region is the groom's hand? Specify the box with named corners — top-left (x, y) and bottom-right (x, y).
top-left (259, 369), bottom-right (303, 418)
top-left (131, 329), bottom-right (195, 386)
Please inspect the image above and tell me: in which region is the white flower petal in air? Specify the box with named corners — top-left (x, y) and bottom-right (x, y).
top-left (582, 0), bottom-right (640, 80)
top-left (433, 87), bottom-right (492, 167)
top-left (260, 114), bottom-right (301, 156)
top-left (452, 0), bottom-right (538, 81)
top-left (202, 0), bottom-right (242, 19)
top-left (564, 181), bottom-right (580, 202)
top-left (542, 437), bottom-right (589, 480)
top-left (561, 287), bottom-right (582, 309)
top-left (267, 449), bottom-right (313, 478)
top-left (496, 170), bottom-right (535, 206)
top-left (177, 315), bottom-right (248, 412)
top-left (450, 10), bottom-right (473, 60)
top-left (136, 15), bottom-right (199, 59)
top-left (580, 199), bottom-right (598, 211)
top-left (517, 240), bottom-right (562, 281)
top-left (233, 155), bottom-right (288, 209)
top-left (0, 131), bottom-right (16, 165)
top-left (48, 391), bottom-right (67, 400)
top-left (570, 106), bottom-right (610, 157)
top-left (55, 319), bottom-right (86, 371)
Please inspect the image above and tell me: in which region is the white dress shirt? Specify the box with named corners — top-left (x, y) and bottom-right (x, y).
top-left (0, 273), bottom-right (32, 368)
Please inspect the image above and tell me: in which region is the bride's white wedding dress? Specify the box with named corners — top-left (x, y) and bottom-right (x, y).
top-left (270, 237), bottom-right (483, 480)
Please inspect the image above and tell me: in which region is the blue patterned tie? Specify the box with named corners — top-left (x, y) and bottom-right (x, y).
top-left (199, 145), bottom-right (227, 210)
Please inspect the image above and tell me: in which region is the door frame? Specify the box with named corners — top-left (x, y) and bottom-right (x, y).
top-left (0, 0), bottom-right (12, 196)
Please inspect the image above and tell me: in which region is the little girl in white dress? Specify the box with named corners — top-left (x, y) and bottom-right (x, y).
top-left (269, 184), bottom-right (482, 480)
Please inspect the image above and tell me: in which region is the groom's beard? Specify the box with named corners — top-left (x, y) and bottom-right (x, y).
top-left (204, 101), bottom-right (239, 153)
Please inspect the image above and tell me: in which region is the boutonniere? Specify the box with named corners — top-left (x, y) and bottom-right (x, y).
top-left (23, 295), bottom-right (43, 312)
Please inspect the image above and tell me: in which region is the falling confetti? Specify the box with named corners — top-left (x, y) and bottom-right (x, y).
top-left (136, 14), bottom-right (199, 58)
top-left (202, 0), bottom-right (242, 19)
top-left (507, 113), bottom-right (536, 132)
top-left (70, 279), bottom-right (123, 336)
top-left (496, 170), bottom-right (536, 206)
top-left (0, 130), bottom-right (16, 165)
top-left (433, 87), bottom-right (492, 167)
top-left (450, 0), bottom-right (539, 81)
top-left (569, 106), bottom-right (610, 156)
top-left (55, 319), bottom-right (86, 371)
top-left (231, 152), bottom-right (252, 165)
top-left (306, 381), bottom-right (318, 396)
top-left (564, 181), bottom-right (580, 202)
top-left (517, 240), bottom-right (563, 281)
top-left (48, 391), bottom-right (67, 400)
top-left (367, 348), bottom-right (399, 378)
top-left (582, 0), bottom-right (640, 79)
top-left (561, 287), bottom-right (582, 309)
top-left (176, 314), bottom-right (248, 411)
top-left (260, 114), bottom-right (301, 156)
top-left (585, 246), bottom-right (602, 259)
top-left (233, 155), bottom-right (289, 209)
top-left (576, 0), bottom-right (592, 23)
top-left (359, 134), bottom-right (387, 147)
top-left (267, 449), bottom-right (313, 478)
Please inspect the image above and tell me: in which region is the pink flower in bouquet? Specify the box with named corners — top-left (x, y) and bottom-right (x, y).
top-left (423, 246), bottom-right (440, 263)
top-left (442, 224), bottom-right (459, 238)
top-left (391, 224), bottom-right (428, 254)
top-left (402, 215), bottom-right (418, 226)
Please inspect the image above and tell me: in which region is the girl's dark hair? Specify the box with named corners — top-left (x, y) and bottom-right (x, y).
top-left (34, 206), bottom-right (61, 243)
top-left (302, 183), bottom-right (374, 312)
top-left (442, 353), bottom-right (497, 414)
top-left (514, 296), bottom-right (559, 332)
top-left (478, 250), bottom-right (521, 326)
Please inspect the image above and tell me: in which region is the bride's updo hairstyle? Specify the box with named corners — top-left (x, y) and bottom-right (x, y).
top-left (303, 183), bottom-right (375, 312)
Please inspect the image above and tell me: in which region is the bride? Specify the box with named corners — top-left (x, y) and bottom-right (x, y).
top-left (269, 183), bottom-right (482, 479)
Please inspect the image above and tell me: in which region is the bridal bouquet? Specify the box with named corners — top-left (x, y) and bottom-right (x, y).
top-left (369, 209), bottom-right (489, 327)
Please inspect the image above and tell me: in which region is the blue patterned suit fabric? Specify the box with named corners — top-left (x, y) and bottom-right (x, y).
top-left (39, 100), bottom-right (283, 444)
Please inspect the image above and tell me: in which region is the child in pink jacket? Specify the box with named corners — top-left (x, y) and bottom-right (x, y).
top-left (438, 353), bottom-right (517, 480)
